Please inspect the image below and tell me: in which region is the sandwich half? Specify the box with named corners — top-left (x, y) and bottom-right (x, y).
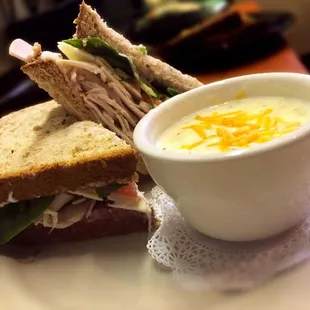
top-left (8, 1), bottom-right (203, 173)
top-left (0, 100), bottom-right (153, 245)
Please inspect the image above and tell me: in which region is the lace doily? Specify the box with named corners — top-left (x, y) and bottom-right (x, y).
top-left (147, 187), bottom-right (310, 291)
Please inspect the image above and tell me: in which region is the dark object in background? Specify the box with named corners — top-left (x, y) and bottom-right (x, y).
top-left (130, 0), bottom-right (231, 45)
top-left (0, 68), bottom-right (49, 117)
top-left (7, 0), bottom-right (80, 54)
top-left (153, 10), bottom-right (295, 73)
top-left (1, 0), bottom-right (147, 116)
top-left (301, 53), bottom-right (310, 71)
top-left (129, 1), bottom-right (294, 74)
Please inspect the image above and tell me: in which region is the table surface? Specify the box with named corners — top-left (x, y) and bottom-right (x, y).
top-left (196, 0), bottom-right (308, 84)
top-left (2, 232), bottom-right (310, 310)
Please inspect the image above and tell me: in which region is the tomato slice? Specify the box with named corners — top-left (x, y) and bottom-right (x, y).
top-left (116, 182), bottom-right (139, 197)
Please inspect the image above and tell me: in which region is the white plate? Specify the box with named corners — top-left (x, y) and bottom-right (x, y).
top-left (1, 183), bottom-right (310, 309)
top-left (2, 232), bottom-right (310, 309)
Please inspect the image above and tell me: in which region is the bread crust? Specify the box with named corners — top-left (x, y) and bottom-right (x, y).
top-left (10, 205), bottom-right (150, 245)
top-left (0, 154), bottom-right (136, 203)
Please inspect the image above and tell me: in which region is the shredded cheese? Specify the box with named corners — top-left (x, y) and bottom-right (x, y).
top-left (181, 109), bottom-right (301, 151)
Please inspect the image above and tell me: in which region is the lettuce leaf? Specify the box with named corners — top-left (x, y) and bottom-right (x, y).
top-left (0, 196), bottom-right (54, 244)
top-left (63, 38), bottom-right (133, 76)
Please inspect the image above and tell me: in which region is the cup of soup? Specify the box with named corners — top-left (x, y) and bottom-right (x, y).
top-left (134, 73), bottom-right (310, 241)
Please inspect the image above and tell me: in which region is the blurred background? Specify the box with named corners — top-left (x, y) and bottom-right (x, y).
top-left (0, 0), bottom-right (310, 115)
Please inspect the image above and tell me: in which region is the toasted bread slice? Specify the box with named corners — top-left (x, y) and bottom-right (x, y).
top-left (0, 100), bottom-right (137, 204)
top-left (74, 1), bottom-right (203, 91)
top-left (21, 60), bottom-right (149, 174)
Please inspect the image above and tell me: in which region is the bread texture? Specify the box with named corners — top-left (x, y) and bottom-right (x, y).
top-left (10, 205), bottom-right (149, 245)
top-left (0, 100), bottom-right (137, 203)
top-left (74, 1), bottom-right (203, 92)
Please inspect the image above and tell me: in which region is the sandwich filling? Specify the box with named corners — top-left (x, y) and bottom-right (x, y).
top-left (0, 181), bottom-right (151, 245)
top-left (9, 38), bottom-right (181, 147)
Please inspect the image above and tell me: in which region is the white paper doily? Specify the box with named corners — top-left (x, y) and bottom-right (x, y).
top-left (147, 187), bottom-right (310, 291)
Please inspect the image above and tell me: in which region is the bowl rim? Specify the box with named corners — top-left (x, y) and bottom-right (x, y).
top-left (133, 72), bottom-right (310, 162)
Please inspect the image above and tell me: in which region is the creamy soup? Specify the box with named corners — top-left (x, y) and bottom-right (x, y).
top-left (157, 96), bottom-right (310, 153)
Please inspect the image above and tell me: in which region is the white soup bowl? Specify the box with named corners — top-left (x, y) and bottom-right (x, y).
top-left (134, 73), bottom-right (310, 241)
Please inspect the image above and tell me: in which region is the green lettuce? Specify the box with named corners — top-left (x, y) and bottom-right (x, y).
top-left (0, 196), bottom-right (54, 244)
top-left (167, 87), bottom-right (181, 96)
top-left (136, 44), bottom-right (148, 55)
top-left (63, 38), bottom-right (134, 76)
